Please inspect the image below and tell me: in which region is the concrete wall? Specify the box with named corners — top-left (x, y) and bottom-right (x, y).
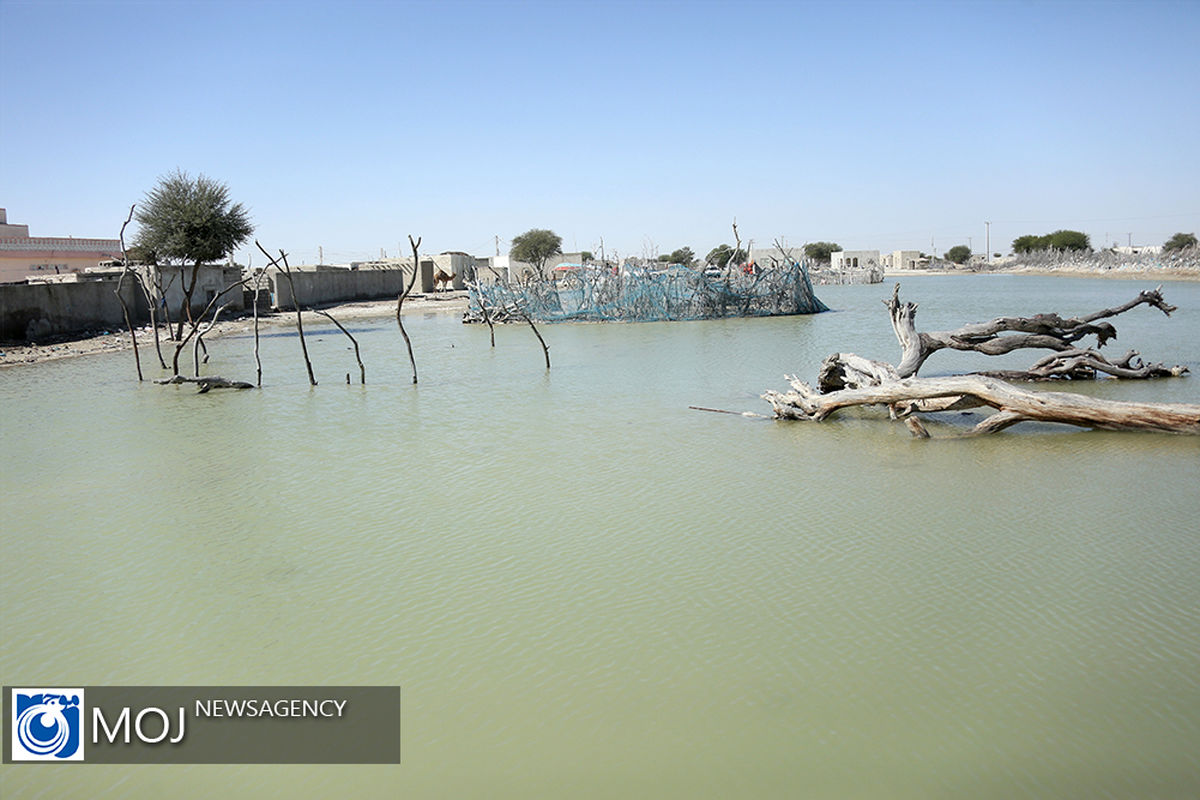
top-left (149, 265), bottom-right (245, 316)
top-left (0, 277), bottom-right (147, 341)
top-left (270, 265), bottom-right (413, 310)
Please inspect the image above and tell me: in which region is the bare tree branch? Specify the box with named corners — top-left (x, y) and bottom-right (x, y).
top-left (398, 235), bottom-right (421, 384)
top-left (114, 204), bottom-right (143, 381)
top-left (314, 309), bottom-right (365, 384)
top-left (257, 241), bottom-right (317, 386)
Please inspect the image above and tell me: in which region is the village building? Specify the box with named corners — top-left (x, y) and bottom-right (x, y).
top-left (830, 250), bottom-right (881, 270)
top-left (881, 250), bottom-right (923, 271)
top-left (0, 208), bottom-right (123, 284)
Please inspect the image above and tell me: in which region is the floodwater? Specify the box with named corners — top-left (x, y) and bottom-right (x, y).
top-left (2, 275), bottom-right (1198, 798)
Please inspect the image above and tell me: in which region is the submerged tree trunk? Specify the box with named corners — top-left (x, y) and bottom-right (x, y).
top-left (257, 241), bottom-right (317, 386)
top-left (315, 308), bottom-right (365, 384)
top-left (114, 204), bottom-right (143, 381)
top-left (397, 235), bottom-right (421, 384)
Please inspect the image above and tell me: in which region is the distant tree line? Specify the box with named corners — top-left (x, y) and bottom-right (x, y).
top-left (1012, 230), bottom-right (1091, 254)
top-left (1164, 232), bottom-right (1197, 252)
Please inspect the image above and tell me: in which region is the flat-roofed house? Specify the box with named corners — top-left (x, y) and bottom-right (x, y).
top-left (0, 208), bottom-right (122, 284)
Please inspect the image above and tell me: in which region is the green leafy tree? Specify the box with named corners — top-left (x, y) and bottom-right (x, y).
top-left (668, 246), bottom-right (695, 266)
top-left (945, 245), bottom-right (972, 264)
top-left (803, 241), bottom-right (842, 263)
top-left (705, 244), bottom-right (746, 269)
top-left (1013, 230), bottom-right (1090, 253)
top-left (1012, 234), bottom-right (1048, 254)
top-left (136, 169), bottom-right (252, 269)
top-left (1046, 229), bottom-right (1090, 251)
top-left (510, 228), bottom-right (562, 279)
top-left (581, 250), bottom-right (594, 262)
top-left (1164, 232), bottom-right (1198, 252)
top-left (134, 169), bottom-right (253, 372)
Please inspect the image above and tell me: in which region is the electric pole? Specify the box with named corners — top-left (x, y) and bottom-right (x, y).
top-left (985, 221), bottom-right (991, 263)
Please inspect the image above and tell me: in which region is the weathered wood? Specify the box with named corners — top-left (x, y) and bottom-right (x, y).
top-left (885, 283), bottom-right (1184, 379)
top-left (975, 348), bottom-right (1187, 381)
top-left (763, 375), bottom-right (1200, 435)
top-left (154, 375), bottom-right (255, 393)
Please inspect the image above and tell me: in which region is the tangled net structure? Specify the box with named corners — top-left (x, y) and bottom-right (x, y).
top-left (466, 263), bottom-right (828, 324)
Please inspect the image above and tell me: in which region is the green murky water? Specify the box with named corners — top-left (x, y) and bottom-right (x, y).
top-left (2, 276), bottom-right (1198, 798)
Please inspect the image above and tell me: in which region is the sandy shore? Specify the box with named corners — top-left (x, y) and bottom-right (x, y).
top-left (0, 291), bottom-right (469, 368)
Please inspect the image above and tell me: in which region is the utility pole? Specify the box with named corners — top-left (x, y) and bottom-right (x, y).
top-left (599, 236), bottom-right (605, 268)
top-left (495, 235), bottom-right (500, 257)
top-left (1127, 232), bottom-right (1133, 248)
top-left (319, 245), bottom-right (323, 265)
top-left (985, 221), bottom-right (991, 263)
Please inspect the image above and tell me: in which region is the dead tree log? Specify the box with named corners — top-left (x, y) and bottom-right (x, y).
top-left (764, 375), bottom-right (1200, 436)
top-left (885, 283), bottom-right (1184, 379)
top-left (154, 375), bottom-right (255, 393)
top-left (753, 284), bottom-right (1195, 437)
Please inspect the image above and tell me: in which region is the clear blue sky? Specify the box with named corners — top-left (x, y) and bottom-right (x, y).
top-left (2, 0), bottom-right (1197, 265)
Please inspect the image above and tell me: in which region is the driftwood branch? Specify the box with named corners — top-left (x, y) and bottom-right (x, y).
top-left (154, 375), bottom-right (255, 393)
top-left (885, 283), bottom-right (1184, 379)
top-left (764, 375), bottom-right (1200, 436)
top-left (753, 284), bottom-right (1195, 438)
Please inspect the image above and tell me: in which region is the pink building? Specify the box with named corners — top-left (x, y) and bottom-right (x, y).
top-left (0, 208), bottom-right (123, 284)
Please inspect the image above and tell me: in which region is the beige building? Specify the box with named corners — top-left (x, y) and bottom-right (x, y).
top-left (830, 250), bottom-right (881, 270)
top-left (0, 208), bottom-right (122, 284)
top-left (882, 250), bottom-right (923, 271)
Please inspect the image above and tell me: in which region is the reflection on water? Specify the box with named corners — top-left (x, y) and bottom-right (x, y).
top-left (2, 276), bottom-right (1199, 798)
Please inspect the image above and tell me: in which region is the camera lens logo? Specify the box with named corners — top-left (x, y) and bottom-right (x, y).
top-left (11, 689), bottom-right (84, 761)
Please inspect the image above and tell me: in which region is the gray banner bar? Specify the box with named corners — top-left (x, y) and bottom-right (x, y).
top-left (5, 686), bottom-right (400, 764)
